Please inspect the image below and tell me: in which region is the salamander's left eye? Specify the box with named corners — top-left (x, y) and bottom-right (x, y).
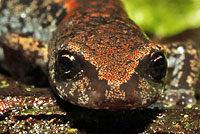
top-left (149, 52), bottom-right (167, 81)
top-left (55, 50), bottom-right (81, 80)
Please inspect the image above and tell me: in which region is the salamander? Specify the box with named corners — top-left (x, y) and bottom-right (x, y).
top-left (0, 0), bottom-right (199, 110)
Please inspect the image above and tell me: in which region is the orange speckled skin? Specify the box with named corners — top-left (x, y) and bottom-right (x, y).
top-left (49, 0), bottom-right (167, 110)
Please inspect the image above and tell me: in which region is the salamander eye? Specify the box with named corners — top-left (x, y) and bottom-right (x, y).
top-left (58, 54), bottom-right (73, 73)
top-left (149, 52), bottom-right (167, 81)
top-left (56, 50), bottom-right (81, 80)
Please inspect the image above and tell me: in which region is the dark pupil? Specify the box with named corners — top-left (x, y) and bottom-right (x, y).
top-left (58, 56), bottom-right (73, 73)
top-left (150, 53), bottom-right (167, 80)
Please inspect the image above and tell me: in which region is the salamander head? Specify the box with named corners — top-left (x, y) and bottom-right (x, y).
top-left (48, 17), bottom-right (167, 110)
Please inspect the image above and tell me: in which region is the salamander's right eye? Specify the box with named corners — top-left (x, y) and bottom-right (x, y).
top-left (58, 54), bottom-right (74, 73)
top-left (56, 50), bottom-right (81, 80)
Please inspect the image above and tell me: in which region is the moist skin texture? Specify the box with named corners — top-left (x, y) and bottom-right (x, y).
top-left (0, 0), bottom-right (198, 110)
top-left (49, 0), bottom-right (167, 110)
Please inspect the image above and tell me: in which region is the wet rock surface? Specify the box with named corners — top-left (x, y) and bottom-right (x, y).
top-left (0, 74), bottom-right (200, 134)
top-left (0, 74), bottom-right (78, 134)
top-left (141, 107), bottom-right (200, 133)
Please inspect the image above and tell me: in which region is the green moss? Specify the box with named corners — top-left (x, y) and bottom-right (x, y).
top-left (184, 122), bottom-right (191, 130)
top-left (25, 88), bottom-right (32, 92)
top-left (21, 109), bottom-right (40, 115)
top-left (68, 128), bottom-right (78, 133)
top-left (0, 81), bottom-right (10, 88)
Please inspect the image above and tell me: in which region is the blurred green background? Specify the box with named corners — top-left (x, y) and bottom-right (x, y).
top-left (122, 0), bottom-right (200, 37)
